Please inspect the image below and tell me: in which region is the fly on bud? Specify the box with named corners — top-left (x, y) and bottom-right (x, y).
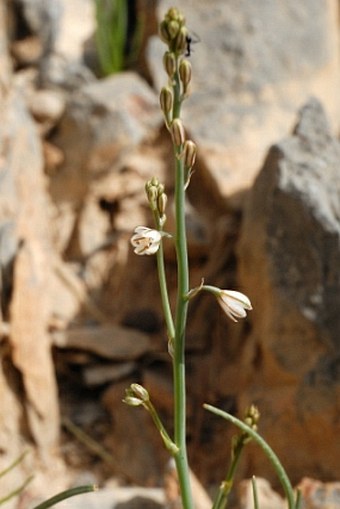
top-left (175, 26), bottom-right (188, 54)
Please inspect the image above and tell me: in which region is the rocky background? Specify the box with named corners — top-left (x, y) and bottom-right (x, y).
top-left (0, 0), bottom-right (340, 508)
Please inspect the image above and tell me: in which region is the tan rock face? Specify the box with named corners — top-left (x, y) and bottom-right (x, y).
top-left (1, 89), bottom-right (59, 460)
top-left (238, 99), bottom-right (340, 483)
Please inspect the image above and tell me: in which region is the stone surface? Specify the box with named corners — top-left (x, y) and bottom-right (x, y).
top-left (297, 478), bottom-right (340, 509)
top-left (53, 324), bottom-right (154, 360)
top-left (54, 486), bottom-right (164, 509)
top-left (28, 88), bottom-right (66, 123)
top-left (147, 0), bottom-right (340, 205)
top-left (237, 98), bottom-right (340, 483)
top-left (2, 90), bottom-right (60, 452)
top-left (52, 71), bottom-right (162, 201)
top-left (0, 1), bottom-right (12, 91)
top-left (83, 361), bottom-right (137, 387)
top-left (55, 0), bottom-right (95, 62)
top-left (237, 478), bottom-right (285, 509)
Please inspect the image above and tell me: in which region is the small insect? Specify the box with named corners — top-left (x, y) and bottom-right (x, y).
top-left (185, 31), bottom-right (200, 57)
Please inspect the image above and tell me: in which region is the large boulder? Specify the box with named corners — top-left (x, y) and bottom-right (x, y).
top-left (237, 98), bottom-right (340, 483)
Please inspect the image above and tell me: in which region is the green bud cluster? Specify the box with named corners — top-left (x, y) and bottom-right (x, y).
top-left (159, 8), bottom-right (188, 55)
top-left (159, 8), bottom-right (197, 188)
top-left (123, 383), bottom-right (150, 407)
top-left (244, 404), bottom-right (260, 432)
top-left (145, 177), bottom-right (168, 224)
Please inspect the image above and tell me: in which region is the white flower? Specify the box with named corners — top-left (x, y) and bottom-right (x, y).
top-left (217, 290), bottom-right (252, 322)
top-left (131, 226), bottom-right (163, 255)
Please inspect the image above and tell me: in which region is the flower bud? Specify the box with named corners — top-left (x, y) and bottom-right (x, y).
top-left (171, 118), bottom-right (185, 146)
top-left (179, 59), bottom-right (192, 90)
top-left (160, 87), bottom-right (173, 115)
top-left (123, 383), bottom-right (149, 406)
top-left (163, 51), bottom-right (176, 78)
top-left (146, 185), bottom-right (158, 210)
top-left (175, 26), bottom-right (188, 53)
top-left (166, 7), bottom-right (183, 23)
top-left (130, 383), bottom-right (150, 403)
top-left (159, 20), bottom-right (171, 43)
top-left (167, 20), bottom-right (180, 40)
top-left (157, 192), bottom-right (167, 217)
top-left (183, 140), bottom-right (197, 168)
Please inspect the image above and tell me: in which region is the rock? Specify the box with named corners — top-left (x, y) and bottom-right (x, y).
top-left (0, 352), bottom-right (26, 506)
top-left (70, 195), bottom-right (110, 258)
top-left (12, 0), bottom-right (62, 82)
top-left (0, 0), bottom-right (12, 90)
top-left (53, 324), bottom-right (154, 360)
top-left (297, 478), bottom-right (340, 509)
top-left (2, 90), bottom-right (60, 453)
top-left (83, 361), bottom-right (137, 387)
top-left (54, 486), bottom-right (164, 509)
top-left (11, 36), bottom-right (43, 66)
top-left (43, 140), bottom-right (64, 174)
top-left (237, 478), bottom-right (285, 509)
top-left (28, 88), bottom-right (66, 124)
top-left (48, 259), bottom-right (84, 327)
top-left (164, 459), bottom-right (212, 509)
top-left (142, 364), bottom-right (173, 414)
top-left (48, 72), bottom-right (164, 260)
top-left (55, 0), bottom-right (95, 63)
top-left (15, 0), bottom-right (61, 47)
top-left (237, 98), bottom-right (340, 482)
top-left (147, 0), bottom-right (340, 205)
top-left (51, 71), bottom-right (162, 205)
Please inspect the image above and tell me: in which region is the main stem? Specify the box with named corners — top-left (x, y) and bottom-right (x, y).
top-left (172, 72), bottom-right (194, 509)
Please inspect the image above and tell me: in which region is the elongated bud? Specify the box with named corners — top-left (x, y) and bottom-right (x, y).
top-left (163, 51), bottom-right (176, 78)
top-left (159, 20), bottom-right (171, 43)
top-left (167, 20), bottom-right (180, 39)
top-left (147, 185), bottom-right (158, 211)
top-left (130, 383), bottom-right (150, 402)
top-left (171, 118), bottom-right (185, 146)
top-left (157, 192), bottom-right (167, 217)
top-left (160, 87), bottom-right (173, 115)
top-left (123, 383), bottom-right (150, 406)
top-left (175, 26), bottom-right (188, 53)
top-left (166, 7), bottom-right (184, 24)
top-left (179, 59), bottom-right (192, 93)
top-left (183, 140), bottom-right (197, 168)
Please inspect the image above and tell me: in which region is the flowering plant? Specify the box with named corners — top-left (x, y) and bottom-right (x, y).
top-left (125, 8), bottom-right (300, 509)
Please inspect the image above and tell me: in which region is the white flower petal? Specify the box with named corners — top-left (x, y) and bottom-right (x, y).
top-left (221, 290), bottom-right (252, 310)
top-left (130, 226), bottom-right (162, 255)
top-left (217, 289), bottom-right (252, 322)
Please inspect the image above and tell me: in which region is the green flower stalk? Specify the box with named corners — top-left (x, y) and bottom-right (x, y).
top-left (128, 8), bottom-right (254, 509)
top-left (211, 405), bottom-right (260, 509)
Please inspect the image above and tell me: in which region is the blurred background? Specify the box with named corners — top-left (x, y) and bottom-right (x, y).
top-left (0, 0), bottom-right (340, 507)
